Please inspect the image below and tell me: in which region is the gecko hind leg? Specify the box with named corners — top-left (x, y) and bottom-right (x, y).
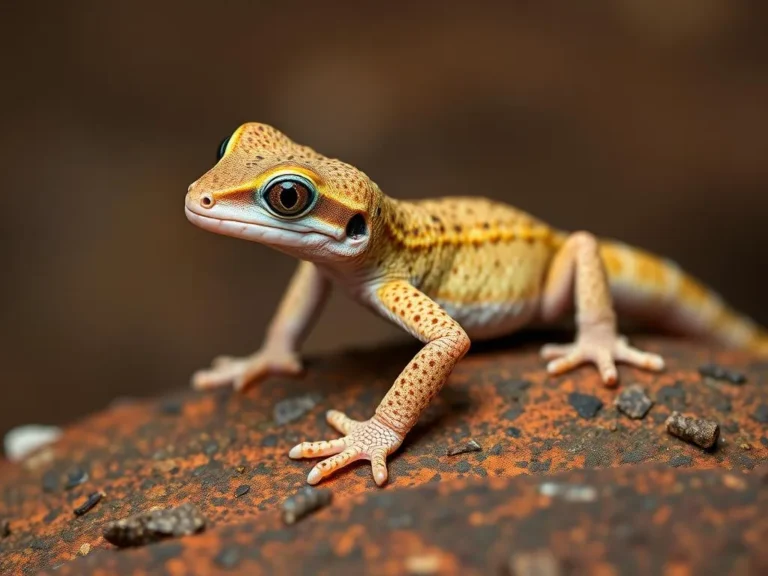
top-left (539, 231), bottom-right (664, 385)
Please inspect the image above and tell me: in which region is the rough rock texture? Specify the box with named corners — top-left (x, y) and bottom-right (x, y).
top-left (0, 334), bottom-right (766, 575)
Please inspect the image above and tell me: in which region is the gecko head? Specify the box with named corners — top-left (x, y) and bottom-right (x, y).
top-left (185, 122), bottom-right (384, 263)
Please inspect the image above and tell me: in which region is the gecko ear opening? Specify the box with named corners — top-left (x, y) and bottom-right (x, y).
top-left (217, 135), bottom-right (231, 161)
top-left (345, 214), bottom-right (368, 239)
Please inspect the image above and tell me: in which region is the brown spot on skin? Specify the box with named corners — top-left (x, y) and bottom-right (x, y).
top-left (414, 315), bottom-right (421, 322)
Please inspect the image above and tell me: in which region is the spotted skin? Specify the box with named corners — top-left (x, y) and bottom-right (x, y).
top-left (184, 122), bottom-right (768, 487)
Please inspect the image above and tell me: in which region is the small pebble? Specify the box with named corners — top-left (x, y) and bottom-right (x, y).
top-left (78, 543), bottom-right (91, 556)
top-left (234, 484), bottom-right (250, 498)
top-left (614, 385), bottom-right (653, 419)
top-left (568, 393), bottom-right (603, 419)
top-left (446, 439), bottom-right (482, 456)
top-left (64, 466), bottom-right (89, 490)
top-left (665, 411), bottom-right (719, 449)
top-left (3, 425), bottom-right (62, 462)
top-left (281, 486), bottom-right (332, 525)
top-left (235, 466), bottom-right (246, 474)
top-left (273, 394), bottom-right (320, 425)
top-left (74, 492), bottom-right (103, 517)
top-left (698, 363), bottom-right (746, 385)
top-left (103, 503), bottom-right (206, 547)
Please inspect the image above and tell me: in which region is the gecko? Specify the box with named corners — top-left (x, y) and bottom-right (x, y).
top-left (184, 122), bottom-right (768, 487)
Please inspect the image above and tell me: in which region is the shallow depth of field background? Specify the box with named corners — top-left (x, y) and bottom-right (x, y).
top-left (1, 0), bottom-right (767, 438)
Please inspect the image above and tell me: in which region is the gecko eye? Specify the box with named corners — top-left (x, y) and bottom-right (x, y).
top-left (217, 136), bottom-right (231, 161)
top-left (263, 176), bottom-right (316, 218)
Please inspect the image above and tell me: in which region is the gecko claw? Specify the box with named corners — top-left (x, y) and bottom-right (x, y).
top-left (192, 349), bottom-right (302, 392)
top-left (542, 331), bottom-right (664, 386)
top-left (289, 411), bottom-right (403, 486)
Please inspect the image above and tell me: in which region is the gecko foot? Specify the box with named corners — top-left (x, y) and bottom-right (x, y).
top-left (289, 410), bottom-right (404, 486)
top-left (541, 330), bottom-right (664, 386)
top-left (191, 348), bottom-right (302, 392)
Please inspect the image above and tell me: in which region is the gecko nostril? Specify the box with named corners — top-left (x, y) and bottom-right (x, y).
top-left (200, 193), bottom-right (214, 208)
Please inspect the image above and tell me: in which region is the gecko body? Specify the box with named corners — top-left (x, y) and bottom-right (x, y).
top-left (185, 122), bottom-right (768, 487)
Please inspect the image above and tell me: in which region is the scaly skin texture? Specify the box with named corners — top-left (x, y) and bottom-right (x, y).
top-left (184, 122), bottom-right (768, 487)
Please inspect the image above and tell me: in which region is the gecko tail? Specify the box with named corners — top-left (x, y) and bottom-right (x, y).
top-left (597, 239), bottom-right (768, 357)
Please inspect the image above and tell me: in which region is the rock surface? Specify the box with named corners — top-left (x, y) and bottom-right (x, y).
top-left (0, 334), bottom-right (766, 574)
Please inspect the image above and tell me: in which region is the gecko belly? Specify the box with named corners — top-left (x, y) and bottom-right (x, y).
top-left (435, 299), bottom-right (540, 340)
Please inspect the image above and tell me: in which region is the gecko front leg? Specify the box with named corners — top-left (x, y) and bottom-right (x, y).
top-left (289, 280), bottom-right (470, 486)
top-left (539, 231), bottom-right (664, 385)
top-left (192, 260), bottom-right (331, 392)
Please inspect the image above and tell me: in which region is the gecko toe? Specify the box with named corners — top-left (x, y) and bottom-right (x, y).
top-left (546, 351), bottom-right (585, 375)
top-left (615, 342), bottom-right (665, 372)
top-left (326, 410), bottom-right (359, 435)
top-left (289, 438), bottom-right (347, 459)
top-left (291, 413), bottom-right (403, 486)
top-left (540, 343), bottom-right (575, 360)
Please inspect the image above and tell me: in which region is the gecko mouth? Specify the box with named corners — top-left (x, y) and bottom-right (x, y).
top-left (184, 207), bottom-right (367, 253)
top-left (185, 207), bottom-right (331, 247)
top-left (185, 206), bottom-right (304, 236)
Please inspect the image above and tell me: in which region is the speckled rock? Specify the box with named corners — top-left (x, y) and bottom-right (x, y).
top-left (0, 334), bottom-right (766, 575)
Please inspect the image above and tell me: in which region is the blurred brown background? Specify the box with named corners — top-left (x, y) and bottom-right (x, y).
top-left (1, 0), bottom-right (767, 439)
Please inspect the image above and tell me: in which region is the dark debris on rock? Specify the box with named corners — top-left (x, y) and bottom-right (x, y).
top-left (568, 392), bottom-right (603, 419)
top-left (73, 492), bottom-right (103, 517)
top-left (698, 363), bottom-right (747, 385)
top-left (446, 439), bottom-right (482, 456)
top-left (281, 486), bottom-right (332, 525)
top-left (273, 393), bottom-right (321, 425)
top-left (666, 411), bottom-right (720, 450)
top-left (615, 384), bottom-right (654, 419)
top-left (103, 503), bottom-right (206, 547)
